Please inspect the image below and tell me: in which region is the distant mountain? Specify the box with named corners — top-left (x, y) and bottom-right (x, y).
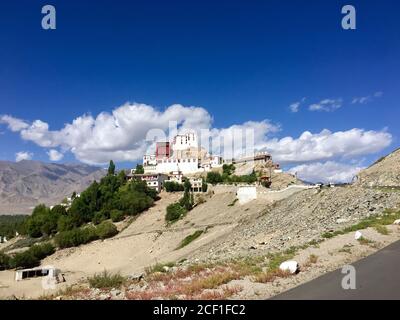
top-left (0, 160), bottom-right (106, 215)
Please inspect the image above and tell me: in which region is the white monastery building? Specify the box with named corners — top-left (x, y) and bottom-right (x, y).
top-left (142, 133), bottom-right (223, 175)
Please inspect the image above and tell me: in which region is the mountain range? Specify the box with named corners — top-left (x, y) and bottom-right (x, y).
top-left (0, 160), bottom-right (106, 215)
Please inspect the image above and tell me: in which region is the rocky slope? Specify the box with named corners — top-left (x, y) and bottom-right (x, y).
top-left (355, 148), bottom-right (400, 187)
top-left (0, 160), bottom-right (106, 214)
top-left (188, 148), bottom-right (400, 262)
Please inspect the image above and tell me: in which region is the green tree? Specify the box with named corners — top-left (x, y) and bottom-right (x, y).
top-left (108, 160), bottom-right (116, 175)
top-left (164, 181), bottom-right (184, 192)
top-left (11, 251), bottom-right (40, 269)
top-left (165, 203), bottom-right (187, 222)
top-left (110, 210), bottom-right (124, 222)
top-left (222, 164), bottom-right (235, 176)
top-left (135, 164), bottom-right (144, 174)
top-left (96, 221), bottom-right (118, 239)
top-left (25, 204), bottom-right (50, 238)
top-left (179, 180), bottom-right (193, 211)
top-left (206, 172), bottom-right (223, 185)
top-left (201, 178), bottom-right (208, 192)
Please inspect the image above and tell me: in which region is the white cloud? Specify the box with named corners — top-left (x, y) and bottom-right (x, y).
top-left (6, 103), bottom-right (214, 164)
top-left (289, 102), bottom-right (300, 113)
top-left (0, 115), bottom-right (29, 132)
top-left (1, 102), bottom-right (392, 166)
top-left (352, 91), bottom-right (383, 104)
top-left (289, 97), bottom-right (306, 113)
top-left (289, 161), bottom-right (364, 184)
top-left (47, 149), bottom-right (64, 161)
top-left (264, 128), bottom-right (392, 164)
top-left (15, 151), bottom-right (33, 162)
top-left (309, 99), bottom-right (342, 112)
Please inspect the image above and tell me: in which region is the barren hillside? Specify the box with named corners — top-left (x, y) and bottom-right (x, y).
top-left (2, 148), bottom-right (400, 299)
top-left (355, 148), bottom-right (400, 187)
top-left (0, 160), bottom-right (106, 214)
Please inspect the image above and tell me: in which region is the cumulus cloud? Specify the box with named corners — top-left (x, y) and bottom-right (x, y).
top-left (15, 151), bottom-right (33, 162)
top-left (6, 103), bottom-right (214, 164)
top-left (264, 128), bottom-right (392, 164)
top-left (352, 91), bottom-right (383, 105)
top-left (288, 161), bottom-right (364, 184)
top-left (0, 115), bottom-right (29, 132)
top-left (1, 102), bottom-right (392, 166)
top-left (309, 99), bottom-right (342, 112)
top-left (47, 149), bottom-right (64, 161)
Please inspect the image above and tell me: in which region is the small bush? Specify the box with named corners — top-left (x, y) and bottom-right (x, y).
top-left (165, 203), bottom-right (187, 222)
top-left (29, 242), bottom-right (55, 260)
top-left (92, 211), bottom-right (109, 225)
top-left (196, 195), bottom-right (206, 205)
top-left (88, 270), bottom-right (126, 289)
top-left (55, 227), bottom-right (99, 249)
top-left (206, 172), bottom-right (223, 185)
top-left (374, 225), bottom-right (389, 235)
top-left (307, 254), bottom-right (318, 265)
top-left (0, 252), bottom-right (11, 270)
top-left (110, 210), bottom-right (124, 222)
top-left (96, 221), bottom-right (118, 239)
top-left (145, 262), bottom-right (175, 274)
top-left (176, 230), bottom-right (203, 249)
top-left (164, 181), bottom-right (184, 192)
top-left (12, 251), bottom-right (40, 269)
top-left (357, 237), bottom-right (374, 246)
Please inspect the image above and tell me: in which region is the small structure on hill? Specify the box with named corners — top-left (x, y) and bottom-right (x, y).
top-left (15, 266), bottom-right (60, 282)
top-left (236, 186), bottom-right (257, 205)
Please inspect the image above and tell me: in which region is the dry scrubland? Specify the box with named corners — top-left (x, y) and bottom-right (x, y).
top-left (1, 149), bottom-right (400, 300)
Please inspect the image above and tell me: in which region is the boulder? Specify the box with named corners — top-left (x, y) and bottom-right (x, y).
top-left (354, 231), bottom-right (363, 240)
top-left (279, 260), bottom-right (299, 274)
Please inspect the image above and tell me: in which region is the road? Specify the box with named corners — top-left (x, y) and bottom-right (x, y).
top-left (273, 240), bottom-right (400, 300)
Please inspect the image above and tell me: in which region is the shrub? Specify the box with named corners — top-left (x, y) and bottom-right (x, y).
top-left (164, 181), bottom-right (184, 192)
top-left (374, 225), bottom-right (389, 235)
top-left (206, 172), bottom-right (223, 185)
top-left (24, 204), bottom-right (50, 238)
top-left (110, 210), bottom-right (124, 222)
top-left (88, 270), bottom-right (126, 289)
top-left (96, 221), bottom-right (118, 239)
top-left (12, 251), bottom-right (40, 269)
top-left (145, 262), bottom-right (175, 274)
top-left (222, 164), bottom-right (235, 176)
top-left (55, 227), bottom-right (99, 249)
top-left (135, 164), bottom-right (144, 174)
top-left (29, 242), bottom-right (55, 260)
top-left (179, 180), bottom-right (193, 211)
top-left (0, 252), bottom-right (11, 270)
top-left (92, 211), bottom-right (109, 225)
top-left (166, 203), bottom-right (187, 222)
top-left (0, 215), bottom-right (27, 239)
top-left (176, 230), bottom-right (204, 249)
top-left (201, 179), bottom-right (208, 192)
top-left (57, 215), bottom-right (79, 232)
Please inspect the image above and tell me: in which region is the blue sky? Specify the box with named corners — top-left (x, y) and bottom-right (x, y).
top-left (0, 0), bottom-right (399, 182)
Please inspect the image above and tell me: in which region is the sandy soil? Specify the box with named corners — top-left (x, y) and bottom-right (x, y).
top-left (1, 188), bottom-right (399, 300)
top-left (229, 225), bottom-right (400, 299)
top-left (0, 190), bottom-right (267, 299)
